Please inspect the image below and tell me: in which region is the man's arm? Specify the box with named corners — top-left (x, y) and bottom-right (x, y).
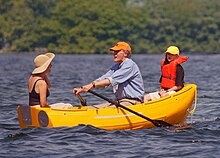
top-left (73, 79), bottom-right (111, 95)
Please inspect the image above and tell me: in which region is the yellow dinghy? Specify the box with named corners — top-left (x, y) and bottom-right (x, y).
top-left (17, 84), bottom-right (197, 130)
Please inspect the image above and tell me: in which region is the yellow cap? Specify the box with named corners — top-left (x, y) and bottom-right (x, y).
top-left (165, 46), bottom-right (180, 55)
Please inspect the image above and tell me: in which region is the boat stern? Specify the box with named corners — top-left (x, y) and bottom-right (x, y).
top-left (17, 105), bottom-right (51, 128)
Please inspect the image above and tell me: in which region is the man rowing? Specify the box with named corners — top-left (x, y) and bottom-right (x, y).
top-left (73, 41), bottom-right (145, 107)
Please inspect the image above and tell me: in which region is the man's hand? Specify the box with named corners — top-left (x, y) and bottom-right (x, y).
top-left (73, 84), bottom-right (93, 95)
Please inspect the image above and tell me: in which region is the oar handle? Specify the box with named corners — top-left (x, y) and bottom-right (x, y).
top-left (73, 90), bottom-right (87, 106)
top-left (77, 94), bottom-right (87, 106)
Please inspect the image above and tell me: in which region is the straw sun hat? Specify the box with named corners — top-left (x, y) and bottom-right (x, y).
top-left (32, 53), bottom-right (55, 75)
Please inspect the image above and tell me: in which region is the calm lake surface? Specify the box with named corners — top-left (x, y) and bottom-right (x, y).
top-left (0, 53), bottom-right (220, 158)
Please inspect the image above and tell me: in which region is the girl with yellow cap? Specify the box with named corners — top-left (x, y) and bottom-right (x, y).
top-left (144, 46), bottom-right (188, 102)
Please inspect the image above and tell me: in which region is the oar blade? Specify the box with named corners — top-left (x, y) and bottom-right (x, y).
top-left (152, 120), bottom-right (173, 128)
top-left (167, 124), bottom-right (192, 131)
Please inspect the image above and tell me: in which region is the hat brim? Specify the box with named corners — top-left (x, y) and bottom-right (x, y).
top-left (109, 46), bottom-right (121, 51)
top-left (165, 52), bottom-right (179, 55)
top-left (32, 53), bottom-right (55, 74)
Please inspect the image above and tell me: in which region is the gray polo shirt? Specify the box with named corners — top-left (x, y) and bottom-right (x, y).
top-left (97, 58), bottom-right (145, 101)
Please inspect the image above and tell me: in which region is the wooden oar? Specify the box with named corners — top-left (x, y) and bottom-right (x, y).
top-left (76, 93), bottom-right (87, 106)
top-left (88, 90), bottom-right (173, 128)
top-left (74, 90), bottom-right (87, 106)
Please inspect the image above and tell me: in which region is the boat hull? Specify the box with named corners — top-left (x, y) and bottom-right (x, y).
top-left (17, 84), bottom-right (197, 130)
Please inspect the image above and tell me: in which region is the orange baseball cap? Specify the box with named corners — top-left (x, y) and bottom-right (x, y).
top-left (109, 42), bottom-right (132, 52)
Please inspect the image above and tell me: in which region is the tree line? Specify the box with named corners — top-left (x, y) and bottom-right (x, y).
top-left (0, 0), bottom-right (219, 54)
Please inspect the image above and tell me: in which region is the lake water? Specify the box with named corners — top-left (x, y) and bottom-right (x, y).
top-left (0, 53), bottom-right (220, 158)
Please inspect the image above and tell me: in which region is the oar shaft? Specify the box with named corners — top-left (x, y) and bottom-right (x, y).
top-left (89, 90), bottom-right (152, 121)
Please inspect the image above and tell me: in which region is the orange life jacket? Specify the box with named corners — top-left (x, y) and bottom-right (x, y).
top-left (160, 56), bottom-right (188, 89)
